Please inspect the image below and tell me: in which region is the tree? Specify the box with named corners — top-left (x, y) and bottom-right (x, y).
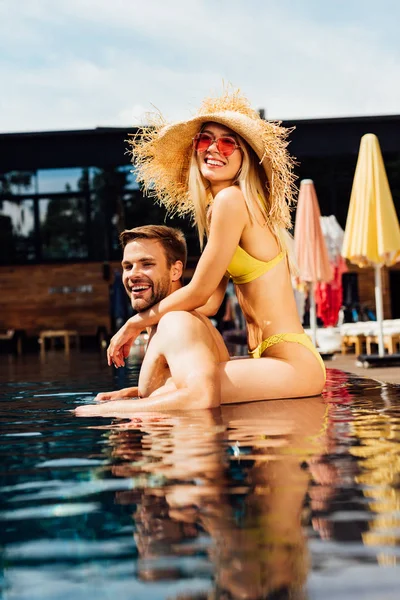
top-left (40, 196), bottom-right (86, 259)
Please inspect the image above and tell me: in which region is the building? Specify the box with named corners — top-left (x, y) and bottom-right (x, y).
top-left (1, 115), bottom-right (400, 343)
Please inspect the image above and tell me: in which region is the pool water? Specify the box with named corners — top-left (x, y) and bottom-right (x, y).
top-left (1, 351), bottom-right (400, 600)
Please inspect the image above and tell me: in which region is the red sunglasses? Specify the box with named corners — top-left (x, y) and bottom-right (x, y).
top-left (192, 132), bottom-right (241, 158)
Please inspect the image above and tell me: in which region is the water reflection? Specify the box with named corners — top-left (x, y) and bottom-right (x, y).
top-left (349, 388), bottom-right (400, 558)
top-left (2, 367), bottom-right (400, 599)
top-left (104, 397), bottom-right (327, 599)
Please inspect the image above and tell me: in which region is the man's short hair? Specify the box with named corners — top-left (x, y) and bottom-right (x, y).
top-left (120, 225), bottom-right (187, 270)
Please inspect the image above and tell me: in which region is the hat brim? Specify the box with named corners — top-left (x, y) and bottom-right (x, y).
top-left (129, 95), bottom-right (296, 226)
top-left (154, 111), bottom-right (273, 192)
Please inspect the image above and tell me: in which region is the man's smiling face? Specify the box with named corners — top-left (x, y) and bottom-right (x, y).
top-left (121, 238), bottom-right (174, 312)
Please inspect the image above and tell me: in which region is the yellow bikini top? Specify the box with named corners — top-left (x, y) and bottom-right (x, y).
top-left (226, 245), bottom-right (285, 284)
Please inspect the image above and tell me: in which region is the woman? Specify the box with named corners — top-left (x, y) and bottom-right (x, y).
top-left (109, 89), bottom-right (326, 402)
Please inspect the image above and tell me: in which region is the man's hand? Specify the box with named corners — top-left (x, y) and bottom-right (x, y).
top-left (107, 321), bottom-right (141, 367)
top-left (95, 386), bottom-right (139, 402)
top-left (75, 400), bottom-right (136, 417)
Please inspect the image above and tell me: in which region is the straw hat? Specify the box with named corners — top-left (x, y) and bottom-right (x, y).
top-left (129, 88), bottom-right (297, 228)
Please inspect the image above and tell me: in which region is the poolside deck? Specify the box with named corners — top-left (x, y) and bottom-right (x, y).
top-left (327, 352), bottom-right (400, 385)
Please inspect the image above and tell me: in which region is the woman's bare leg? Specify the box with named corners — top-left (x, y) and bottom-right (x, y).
top-left (220, 346), bottom-right (325, 404)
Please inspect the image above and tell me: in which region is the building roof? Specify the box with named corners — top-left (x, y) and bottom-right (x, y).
top-left (1, 114), bottom-right (400, 172)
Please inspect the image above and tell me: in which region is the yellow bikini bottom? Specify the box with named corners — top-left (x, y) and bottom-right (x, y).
top-left (249, 332), bottom-right (326, 380)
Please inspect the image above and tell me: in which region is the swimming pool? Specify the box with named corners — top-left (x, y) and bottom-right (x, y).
top-left (1, 351), bottom-right (400, 599)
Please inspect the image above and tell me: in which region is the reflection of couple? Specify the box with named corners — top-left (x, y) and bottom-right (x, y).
top-left (77, 89), bottom-right (325, 416)
top-left (104, 396), bottom-right (328, 598)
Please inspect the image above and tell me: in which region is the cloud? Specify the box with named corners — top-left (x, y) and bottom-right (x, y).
top-left (0, 0), bottom-right (399, 132)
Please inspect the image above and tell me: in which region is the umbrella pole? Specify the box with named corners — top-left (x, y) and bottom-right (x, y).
top-left (309, 282), bottom-right (317, 347)
top-left (374, 265), bottom-right (385, 357)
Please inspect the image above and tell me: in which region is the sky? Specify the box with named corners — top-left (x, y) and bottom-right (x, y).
top-left (1, 0), bottom-right (399, 133)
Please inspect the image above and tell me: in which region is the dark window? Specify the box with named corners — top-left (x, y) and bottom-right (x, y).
top-left (0, 165), bottom-right (200, 265)
top-left (39, 195), bottom-right (88, 259)
top-left (0, 198), bottom-right (36, 264)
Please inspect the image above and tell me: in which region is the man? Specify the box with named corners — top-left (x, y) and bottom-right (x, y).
top-left (75, 225), bottom-right (230, 417)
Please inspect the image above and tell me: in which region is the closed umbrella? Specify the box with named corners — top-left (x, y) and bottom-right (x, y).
top-left (342, 133), bottom-right (400, 356)
top-left (320, 215), bottom-right (345, 263)
top-left (294, 179), bottom-right (333, 346)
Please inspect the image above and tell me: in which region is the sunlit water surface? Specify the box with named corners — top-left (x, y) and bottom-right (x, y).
top-left (1, 351), bottom-right (400, 600)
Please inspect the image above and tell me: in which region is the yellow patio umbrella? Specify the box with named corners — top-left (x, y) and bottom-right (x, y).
top-left (294, 179), bottom-right (333, 346)
top-left (342, 133), bottom-right (400, 356)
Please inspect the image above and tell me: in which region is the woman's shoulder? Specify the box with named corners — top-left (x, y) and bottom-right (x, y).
top-left (213, 186), bottom-right (246, 213)
top-left (214, 185), bottom-right (244, 202)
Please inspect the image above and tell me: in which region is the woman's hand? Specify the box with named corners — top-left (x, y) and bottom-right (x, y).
top-left (107, 320), bottom-right (141, 367)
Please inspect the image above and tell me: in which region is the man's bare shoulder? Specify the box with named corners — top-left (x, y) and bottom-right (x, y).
top-left (157, 310), bottom-right (210, 340)
top-left (155, 310), bottom-right (229, 364)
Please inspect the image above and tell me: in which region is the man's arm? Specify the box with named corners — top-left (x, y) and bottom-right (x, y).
top-left (75, 312), bottom-right (220, 417)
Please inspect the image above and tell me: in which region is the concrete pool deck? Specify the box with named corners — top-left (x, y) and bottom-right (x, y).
top-left (325, 353), bottom-right (400, 385)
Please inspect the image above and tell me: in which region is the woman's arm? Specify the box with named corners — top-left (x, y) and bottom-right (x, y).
top-left (108, 187), bottom-right (248, 366)
top-left (197, 277), bottom-right (229, 317)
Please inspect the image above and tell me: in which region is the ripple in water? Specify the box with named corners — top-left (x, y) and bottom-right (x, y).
top-left (1, 359), bottom-right (400, 599)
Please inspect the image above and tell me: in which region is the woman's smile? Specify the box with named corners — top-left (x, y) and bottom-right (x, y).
top-left (204, 156), bottom-right (226, 168)
top-left (198, 123), bottom-right (243, 193)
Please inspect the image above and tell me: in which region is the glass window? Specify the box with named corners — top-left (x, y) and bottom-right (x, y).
top-left (0, 198), bottom-right (36, 263)
top-left (37, 168), bottom-right (87, 194)
top-left (117, 165), bottom-right (139, 189)
top-left (88, 191), bottom-right (108, 261)
top-left (39, 196), bottom-right (88, 259)
top-left (89, 167), bottom-right (136, 260)
top-left (113, 190), bottom-right (199, 259)
top-left (0, 171), bottom-right (37, 195)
